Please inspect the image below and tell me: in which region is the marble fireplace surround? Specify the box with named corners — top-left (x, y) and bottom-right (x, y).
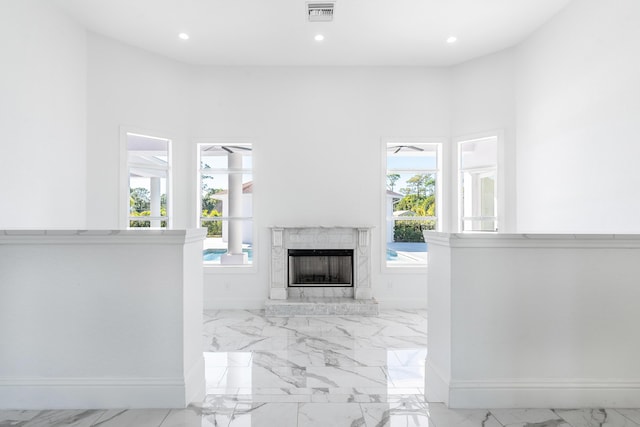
top-left (269, 226), bottom-right (373, 300)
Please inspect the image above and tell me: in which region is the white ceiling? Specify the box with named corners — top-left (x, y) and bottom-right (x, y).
top-left (53, 0), bottom-right (572, 67)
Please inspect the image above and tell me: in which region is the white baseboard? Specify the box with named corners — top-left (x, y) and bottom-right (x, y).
top-left (184, 357), bottom-right (205, 406)
top-left (0, 377), bottom-right (190, 410)
top-left (448, 379), bottom-right (640, 409)
top-left (425, 360), bottom-right (450, 405)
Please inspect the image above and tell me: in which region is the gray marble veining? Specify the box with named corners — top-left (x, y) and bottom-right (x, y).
top-left (264, 296), bottom-right (379, 316)
top-left (288, 287), bottom-right (355, 299)
top-left (2, 310), bottom-right (639, 426)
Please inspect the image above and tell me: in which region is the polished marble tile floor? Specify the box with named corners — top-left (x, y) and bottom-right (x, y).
top-left (2, 309), bottom-right (640, 426)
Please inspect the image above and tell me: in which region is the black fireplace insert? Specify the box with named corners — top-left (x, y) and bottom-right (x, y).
top-left (288, 249), bottom-right (354, 287)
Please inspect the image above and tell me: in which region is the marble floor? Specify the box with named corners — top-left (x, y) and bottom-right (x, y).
top-left (2, 309), bottom-right (640, 426)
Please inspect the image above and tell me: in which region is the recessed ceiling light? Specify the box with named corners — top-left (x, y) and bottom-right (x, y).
top-left (314, 34), bottom-right (325, 41)
top-left (178, 33), bottom-right (190, 40)
top-left (446, 36), bottom-right (457, 44)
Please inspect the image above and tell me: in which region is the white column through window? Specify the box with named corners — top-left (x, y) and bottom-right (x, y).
top-left (221, 152), bottom-right (248, 264)
top-left (150, 177), bottom-right (161, 228)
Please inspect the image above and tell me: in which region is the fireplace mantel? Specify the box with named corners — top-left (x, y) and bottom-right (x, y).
top-left (269, 226), bottom-right (373, 300)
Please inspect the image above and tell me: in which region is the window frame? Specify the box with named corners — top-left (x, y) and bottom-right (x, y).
top-left (196, 138), bottom-right (256, 270)
top-left (381, 137), bottom-right (444, 272)
top-left (120, 127), bottom-right (173, 229)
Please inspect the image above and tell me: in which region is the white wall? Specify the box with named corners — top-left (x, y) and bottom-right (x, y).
top-left (0, 229), bottom-right (205, 409)
top-left (27, 0), bottom-right (640, 309)
top-left (84, 35), bottom-right (449, 308)
top-left (451, 49), bottom-right (517, 232)
top-left (425, 232), bottom-right (640, 408)
top-left (516, 0), bottom-right (640, 232)
top-left (86, 33), bottom-right (192, 229)
top-left (0, 0), bottom-right (87, 228)
top-left (190, 67), bottom-right (450, 308)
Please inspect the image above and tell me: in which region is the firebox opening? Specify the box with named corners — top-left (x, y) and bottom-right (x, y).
top-left (288, 249), bottom-right (354, 287)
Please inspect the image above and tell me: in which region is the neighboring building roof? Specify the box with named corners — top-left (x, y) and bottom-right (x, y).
top-left (386, 189), bottom-right (403, 198)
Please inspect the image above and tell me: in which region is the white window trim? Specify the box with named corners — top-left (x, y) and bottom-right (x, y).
top-left (195, 138), bottom-right (257, 271)
top-left (119, 126), bottom-right (173, 229)
top-left (381, 137), bottom-right (445, 273)
top-left (453, 130), bottom-right (505, 233)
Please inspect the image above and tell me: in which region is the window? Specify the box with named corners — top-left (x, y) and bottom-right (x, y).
top-left (198, 142), bottom-right (253, 265)
top-left (385, 141), bottom-right (441, 267)
top-left (458, 136), bottom-right (498, 232)
top-left (125, 132), bottom-right (171, 228)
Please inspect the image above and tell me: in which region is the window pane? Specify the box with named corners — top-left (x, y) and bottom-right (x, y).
top-left (393, 219), bottom-right (436, 241)
top-left (461, 171), bottom-right (497, 231)
top-left (388, 173), bottom-right (436, 216)
top-left (387, 220), bottom-right (429, 266)
top-left (129, 169), bottom-right (167, 228)
top-left (387, 143), bottom-right (438, 170)
top-left (386, 142), bottom-right (439, 268)
top-left (201, 174), bottom-right (227, 218)
top-left (201, 173), bottom-right (252, 218)
top-left (129, 219), bottom-right (151, 228)
top-left (199, 142), bottom-right (253, 266)
top-left (127, 134), bottom-right (168, 166)
top-left (200, 145), bottom-right (252, 170)
top-left (126, 133), bottom-right (170, 229)
top-left (459, 136), bottom-right (497, 232)
top-left (202, 219), bottom-right (253, 265)
top-left (460, 137), bottom-right (497, 170)
top-left (200, 149), bottom-right (228, 170)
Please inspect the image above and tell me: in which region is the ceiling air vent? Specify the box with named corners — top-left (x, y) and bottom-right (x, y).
top-left (307, 2), bottom-right (335, 22)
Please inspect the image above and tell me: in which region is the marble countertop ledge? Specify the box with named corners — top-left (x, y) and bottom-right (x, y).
top-left (0, 229), bottom-right (206, 244)
top-left (270, 225), bottom-right (375, 229)
top-left (424, 231), bottom-right (640, 248)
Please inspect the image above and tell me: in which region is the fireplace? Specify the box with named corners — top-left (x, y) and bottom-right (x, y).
top-left (288, 249), bottom-right (353, 287)
top-left (269, 226), bottom-right (373, 300)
